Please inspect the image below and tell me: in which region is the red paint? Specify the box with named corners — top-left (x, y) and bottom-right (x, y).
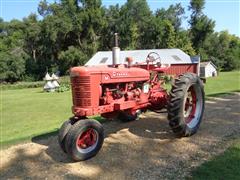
top-left (165, 64), bottom-right (198, 76)
top-left (150, 89), bottom-right (168, 110)
top-left (70, 60), bottom-right (197, 118)
top-left (133, 64), bottom-right (198, 76)
top-left (185, 86), bottom-right (197, 124)
top-left (77, 128), bottom-right (97, 149)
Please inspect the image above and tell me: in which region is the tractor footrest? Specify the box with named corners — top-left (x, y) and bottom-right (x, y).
top-left (114, 101), bottom-right (136, 111)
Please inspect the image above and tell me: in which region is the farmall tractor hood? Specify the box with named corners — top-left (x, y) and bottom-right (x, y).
top-left (70, 65), bottom-right (150, 83)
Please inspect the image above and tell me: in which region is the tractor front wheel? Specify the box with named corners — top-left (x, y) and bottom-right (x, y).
top-left (65, 119), bottom-right (104, 161)
top-left (168, 73), bottom-right (205, 137)
top-left (58, 119), bottom-right (73, 153)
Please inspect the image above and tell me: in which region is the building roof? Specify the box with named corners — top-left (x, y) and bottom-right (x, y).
top-left (85, 49), bottom-right (199, 66)
top-left (200, 61), bottom-right (217, 69)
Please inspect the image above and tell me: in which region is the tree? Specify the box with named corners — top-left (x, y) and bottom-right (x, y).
top-left (58, 46), bottom-right (87, 73)
top-left (23, 14), bottom-right (41, 62)
top-left (38, 0), bottom-right (52, 17)
top-left (78, 0), bottom-right (106, 55)
top-left (200, 31), bottom-right (240, 71)
top-left (28, 0), bottom-right (106, 76)
top-left (100, 4), bottom-right (121, 50)
top-left (189, 0), bottom-right (215, 52)
top-left (0, 19), bottom-right (27, 82)
top-left (156, 3), bottom-right (185, 31)
top-left (176, 30), bottom-right (195, 56)
top-left (0, 51), bottom-right (26, 82)
top-left (118, 0), bottom-right (152, 49)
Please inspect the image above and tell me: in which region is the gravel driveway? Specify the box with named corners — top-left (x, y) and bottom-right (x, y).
top-left (1, 93), bottom-right (240, 180)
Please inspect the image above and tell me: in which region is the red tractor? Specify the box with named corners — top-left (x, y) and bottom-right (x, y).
top-left (58, 34), bottom-right (205, 161)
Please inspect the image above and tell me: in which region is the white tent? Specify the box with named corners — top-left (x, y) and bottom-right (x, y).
top-left (52, 80), bottom-right (60, 88)
top-left (43, 72), bottom-right (60, 92)
top-left (44, 72), bottom-right (52, 81)
top-left (51, 73), bottom-right (59, 80)
top-left (44, 81), bottom-right (55, 92)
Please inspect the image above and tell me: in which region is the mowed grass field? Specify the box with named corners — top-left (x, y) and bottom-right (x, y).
top-left (1, 89), bottom-right (72, 146)
top-left (204, 71), bottom-right (240, 96)
top-left (192, 139), bottom-right (240, 180)
top-left (1, 71), bottom-right (240, 146)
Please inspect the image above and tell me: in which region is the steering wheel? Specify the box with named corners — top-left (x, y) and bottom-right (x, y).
top-left (146, 52), bottom-right (161, 65)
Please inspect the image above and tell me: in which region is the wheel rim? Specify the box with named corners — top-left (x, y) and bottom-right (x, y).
top-left (76, 128), bottom-right (99, 154)
top-left (184, 85), bottom-right (203, 129)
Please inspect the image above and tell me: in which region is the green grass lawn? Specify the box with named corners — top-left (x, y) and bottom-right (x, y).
top-left (1, 71), bottom-right (239, 147)
top-left (204, 71), bottom-right (240, 96)
top-left (1, 88), bottom-right (72, 146)
top-left (191, 139), bottom-right (240, 180)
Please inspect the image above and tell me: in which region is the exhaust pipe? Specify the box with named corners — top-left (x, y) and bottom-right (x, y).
top-left (112, 33), bottom-right (120, 66)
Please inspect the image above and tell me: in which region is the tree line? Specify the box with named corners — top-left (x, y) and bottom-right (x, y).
top-left (0, 0), bottom-right (239, 82)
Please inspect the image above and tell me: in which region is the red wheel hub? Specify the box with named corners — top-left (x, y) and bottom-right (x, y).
top-left (184, 86), bottom-right (197, 124)
top-left (77, 128), bottom-right (97, 149)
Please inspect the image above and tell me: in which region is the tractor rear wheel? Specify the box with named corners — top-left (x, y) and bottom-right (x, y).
top-left (65, 119), bottom-right (104, 161)
top-left (58, 119), bottom-right (73, 153)
top-left (168, 73), bottom-right (205, 137)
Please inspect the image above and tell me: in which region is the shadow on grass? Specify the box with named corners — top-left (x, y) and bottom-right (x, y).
top-left (206, 90), bottom-right (240, 98)
top-left (191, 139), bottom-right (240, 180)
top-left (30, 117), bottom-right (107, 146)
top-left (0, 129), bottom-right (59, 150)
top-left (1, 117), bottom-right (107, 149)
top-left (31, 130), bottom-right (59, 142)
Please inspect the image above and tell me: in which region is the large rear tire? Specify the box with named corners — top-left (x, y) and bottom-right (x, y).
top-left (168, 73), bottom-right (205, 137)
top-left (65, 119), bottom-right (104, 161)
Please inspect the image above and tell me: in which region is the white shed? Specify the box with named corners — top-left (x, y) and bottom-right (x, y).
top-left (200, 61), bottom-right (217, 78)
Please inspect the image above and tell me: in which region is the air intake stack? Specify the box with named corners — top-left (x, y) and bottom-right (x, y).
top-left (112, 33), bottom-right (120, 66)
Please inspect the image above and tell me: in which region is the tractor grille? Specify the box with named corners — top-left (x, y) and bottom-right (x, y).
top-left (71, 76), bottom-right (91, 107)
